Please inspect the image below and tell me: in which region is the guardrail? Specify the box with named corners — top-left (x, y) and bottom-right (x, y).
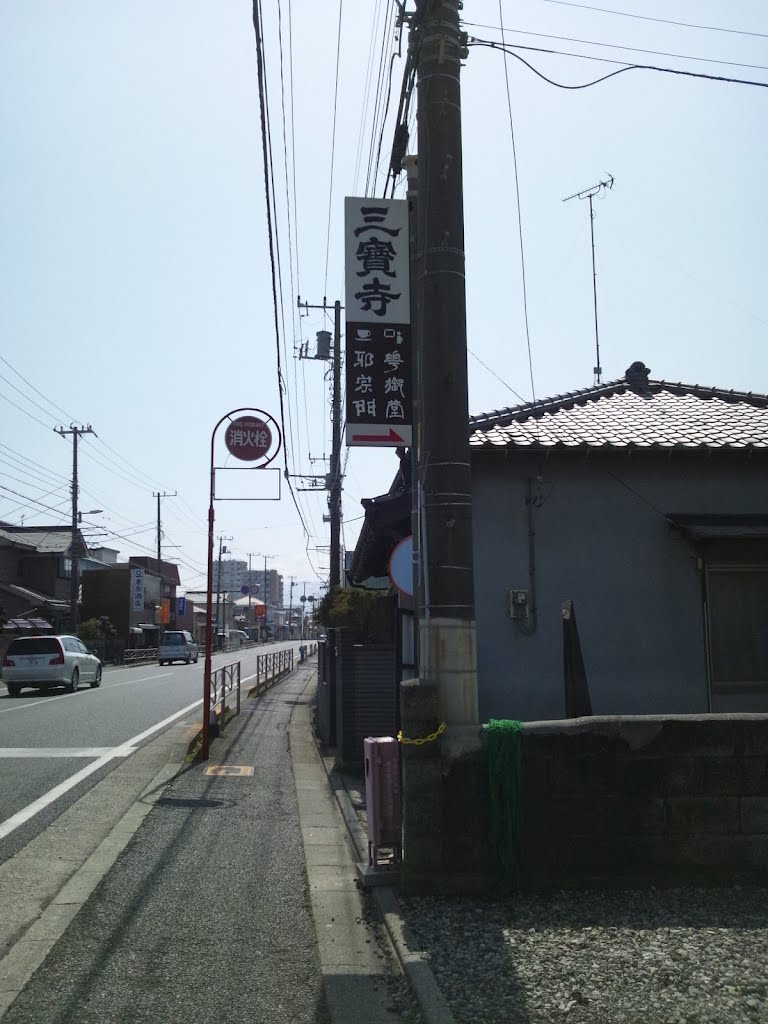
top-left (211, 660), bottom-right (241, 732)
top-left (248, 648), bottom-right (295, 696)
top-left (124, 648), bottom-right (158, 663)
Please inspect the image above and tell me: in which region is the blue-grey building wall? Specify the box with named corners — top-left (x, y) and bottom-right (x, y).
top-left (472, 450), bottom-right (768, 722)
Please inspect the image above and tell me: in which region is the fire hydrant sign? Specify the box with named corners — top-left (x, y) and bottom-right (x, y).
top-left (225, 417), bottom-right (272, 462)
top-left (344, 197), bottom-right (412, 447)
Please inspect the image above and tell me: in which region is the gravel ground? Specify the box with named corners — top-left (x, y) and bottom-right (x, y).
top-left (400, 887), bottom-right (768, 1024)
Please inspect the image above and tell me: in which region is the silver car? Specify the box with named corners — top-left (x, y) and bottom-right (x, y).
top-left (158, 630), bottom-right (199, 666)
top-left (2, 635), bottom-right (102, 696)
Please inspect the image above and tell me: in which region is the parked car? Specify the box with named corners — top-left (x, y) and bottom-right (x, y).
top-left (158, 630), bottom-right (199, 666)
top-left (2, 635), bottom-right (102, 696)
top-left (228, 630), bottom-right (248, 646)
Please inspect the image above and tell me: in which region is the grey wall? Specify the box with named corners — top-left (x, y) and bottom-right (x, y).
top-left (472, 451), bottom-right (768, 722)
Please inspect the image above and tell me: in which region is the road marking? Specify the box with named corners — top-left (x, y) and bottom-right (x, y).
top-left (0, 697), bottom-right (203, 843)
top-left (0, 747), bottom-right (137, 758)
top-left (0, 672), bottom-right (174, 713)
top-left (204, 765), bottom-right (254, 777)
top-left (0, 693), bottom-right (68, 715)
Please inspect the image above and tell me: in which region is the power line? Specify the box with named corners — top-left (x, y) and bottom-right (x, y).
top-left (323, 0), bottom-right (344, 295)
top-left (464, 22), bottom-right (768, 71)
top-left (498, 0), bottom-right (536, 405)
top-left (0, 389), bottom-right (56, 430)
top-left (468, 38), bottom-right (768, 90)
top-left (252, 0), bottom-right (311, 541)
top-left (0, 354), bottom-right (77, 421)
top-left (468, 349), bottom-right (529, 405)
top-left (541, 1), bottom-right (768, 41)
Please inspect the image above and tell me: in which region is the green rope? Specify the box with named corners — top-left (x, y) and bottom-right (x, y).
top-left (485, 719), bottom-right (524, 885)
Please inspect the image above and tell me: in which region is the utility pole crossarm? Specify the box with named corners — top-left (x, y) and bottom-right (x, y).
top-left (55, 424), bottom-right (96, 634)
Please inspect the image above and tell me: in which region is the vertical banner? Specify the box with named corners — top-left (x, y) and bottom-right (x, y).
top-left (344, 198), bottom-right (412, 446)
top-left (130, 567), bottom-right (145, 612)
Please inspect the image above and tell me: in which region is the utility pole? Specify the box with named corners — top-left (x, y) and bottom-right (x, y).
top-left (297, 296), bottom-right (343, 589)
top-left (55, 424), bottom-right (95, 634)
top-left (287, 575), bottom-right (296, 639)
top-left (414, 0), bottom-right (478, 730)
top-left (257, 553), bottom-right (275, 638)
top-left (563, 175), bottom-right (614, 385)
top-left (215, 535), bottom-right (232, 646)
top-left (153, 491), bottom-right (177, 577)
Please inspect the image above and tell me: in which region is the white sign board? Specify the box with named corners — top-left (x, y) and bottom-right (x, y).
top-left (130, 567), bottom-right (145, 612)
top-left (344, 197), bottom-right (412, 447)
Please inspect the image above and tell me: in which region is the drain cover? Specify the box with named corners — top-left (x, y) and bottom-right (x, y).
top-left (204, 765), bottom-right (254, 777)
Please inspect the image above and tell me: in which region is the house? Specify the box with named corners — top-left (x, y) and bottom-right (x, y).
top-left (0, 524), bottom-right (87, 640)
top-left (348, 363), bottom-right (768, 721)
top-left (80, 559), bottom-right (180, 648)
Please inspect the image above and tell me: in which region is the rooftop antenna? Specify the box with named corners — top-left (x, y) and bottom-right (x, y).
top-left (563, 175), bottom-right (614, 385)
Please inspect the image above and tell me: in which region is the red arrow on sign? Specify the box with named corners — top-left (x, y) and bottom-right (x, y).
top-left (349, 428), bottom-right (407, 443)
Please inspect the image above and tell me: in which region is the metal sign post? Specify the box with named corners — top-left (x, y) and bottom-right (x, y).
top-left (203, 407), bottom-right (281, 761)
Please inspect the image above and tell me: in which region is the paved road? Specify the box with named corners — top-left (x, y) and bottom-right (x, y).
top-left (0, 641), bottom-right (304, 862)
top-left (2, 662), bottom-right (330, 1024)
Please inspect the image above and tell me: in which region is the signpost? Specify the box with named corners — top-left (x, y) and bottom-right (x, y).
top-left (203, 408), bottom-right (281, 761)
top-left (224, 417), bottom-right (273, 462)
top-left (344, 198), bottom-right (412, 447)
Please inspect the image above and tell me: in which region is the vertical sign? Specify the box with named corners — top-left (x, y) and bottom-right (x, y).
top-left (344, 198), bottom-right (411, 446)
top-left (177, 596), bottom-right (186, 616)
top-left (130, 567), bottom-right (145, 612)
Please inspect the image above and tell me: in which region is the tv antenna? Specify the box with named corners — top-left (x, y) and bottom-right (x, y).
top-left (563, 175), bottom-right (614, 385)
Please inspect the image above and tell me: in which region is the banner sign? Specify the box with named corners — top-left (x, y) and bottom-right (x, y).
top-left (130, 567), bottom-right (145, 612)
top-left (177, 596), bottom-right (186, 616)
top-left (344, 197), bottom-right (412, 447)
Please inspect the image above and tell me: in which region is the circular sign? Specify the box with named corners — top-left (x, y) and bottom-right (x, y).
top-left (224, 416), bottom-right (273, 462)
top-left (240, 585), bottom-right (250, 595)
top-left (388, 535), bottom-right (413, 598)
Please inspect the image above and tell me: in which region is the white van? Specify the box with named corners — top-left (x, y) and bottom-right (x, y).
top-left (158, 630), bottom-right (199, 666)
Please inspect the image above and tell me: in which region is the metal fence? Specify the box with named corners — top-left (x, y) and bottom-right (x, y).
top-left (211, 660), bottom-right (241, 730)
top-left (248, 648), bottom-right (295, 695)
top-left (124, 648), bottom-right (158, 663)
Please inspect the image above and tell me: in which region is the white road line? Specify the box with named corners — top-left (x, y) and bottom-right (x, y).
top-left (0, 748), bottom-right (137, 758)
top-left (0, 693), bottom-right (68, 715)
top-left (0, 672), bottom-right (175, 713)
top-left (0, 697), bottom-right (203, 843)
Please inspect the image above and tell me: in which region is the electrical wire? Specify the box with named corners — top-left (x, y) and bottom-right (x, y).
top-left (464, 22), bottom-right (768, 71)
top-left (468, 349), bottom-right (530, 405)
top-left (469, 38), bottom-right (768, 90)
top-left (0, 354), bottom-right (77, 421)
top-left (498, 0), bottom-right (536, 405)
top-left (0, 389), bottom-right (56, 430)
top-left (353, 0), bottom-right (385, 193)
top-left (541, 1), bottom-right (768, 41)
top-left (252, 0), bottom-right (311, 541)
top-left (0, 485), bottom-right (71, 521)
top-left (323, 0), bottom-right (344, 296)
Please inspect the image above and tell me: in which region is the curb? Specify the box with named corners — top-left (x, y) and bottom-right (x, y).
top-left (316, 747), bottom-right (457, 1024)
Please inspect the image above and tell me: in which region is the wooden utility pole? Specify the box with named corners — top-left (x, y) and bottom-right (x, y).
top-left (153, 491), bottom-right (177, 576)
top-left (55, 424), bottom-right (95, 634)
top-left (414, 0), bottom-right (478, 728)
top-left (297, 296), bottom-right (343, 590)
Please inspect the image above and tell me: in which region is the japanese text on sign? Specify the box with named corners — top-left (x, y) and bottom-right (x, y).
top-left (344, 197), bottom-right (412, 446)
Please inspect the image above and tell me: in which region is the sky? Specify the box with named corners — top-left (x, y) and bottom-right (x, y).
top-left (1, 0), bottom-right (766, 597)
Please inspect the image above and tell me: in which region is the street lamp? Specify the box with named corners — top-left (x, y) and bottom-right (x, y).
top-left (77, 509), bottom-right (103, 523)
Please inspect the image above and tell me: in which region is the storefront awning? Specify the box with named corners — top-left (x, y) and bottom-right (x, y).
top-left (137, 623), bottom-right (159, 630)
top-left (4, 617), bottom-right (54, 632)
top-left (667, 513), bottom-right (768, 540)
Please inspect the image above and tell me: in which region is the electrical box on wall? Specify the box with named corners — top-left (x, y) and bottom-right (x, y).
top-left (507, 588), bottom-right (529, 620)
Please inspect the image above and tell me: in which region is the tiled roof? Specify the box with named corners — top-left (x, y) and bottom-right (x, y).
top-left (0, 525), bottom-right (76, 553)
top-left (469, 378), bottom-right (768, 451)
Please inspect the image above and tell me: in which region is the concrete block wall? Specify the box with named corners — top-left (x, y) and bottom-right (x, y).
top-left (517, 715), bottom-right (768, 885)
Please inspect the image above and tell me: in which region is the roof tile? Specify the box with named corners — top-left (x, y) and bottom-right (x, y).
top-left (469, 380), bottom-right (768, 451)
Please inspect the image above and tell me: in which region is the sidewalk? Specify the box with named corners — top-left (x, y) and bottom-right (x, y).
top-left (0, 659), bottom-right (429, 1024)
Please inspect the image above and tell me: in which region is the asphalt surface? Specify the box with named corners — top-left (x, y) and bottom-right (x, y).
top-left (0, 642), bottom-right (303, 862)
top-left (2, 661), bottom-right (330, 1024)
